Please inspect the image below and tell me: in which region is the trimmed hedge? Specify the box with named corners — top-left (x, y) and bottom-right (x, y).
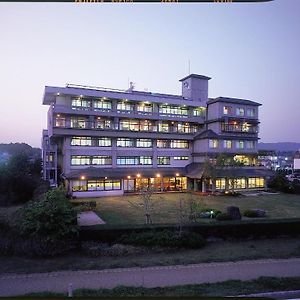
top-left (80, 218), bottom-right (300, 243)
top-left (118, 230), bottom-right (206, 249)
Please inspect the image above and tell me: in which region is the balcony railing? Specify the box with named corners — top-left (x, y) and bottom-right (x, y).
top-left (221, 123), bottom-right (259, 134)
top-left (54, 119), bottom-right (198, 134)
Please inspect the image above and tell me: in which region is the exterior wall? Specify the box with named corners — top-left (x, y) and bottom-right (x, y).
top-left (42, 75), bottom-right (263, 196)
top-left (72, 190), bottom-right (124, 198)
top-left (294, 158), bottom-right (300, 170)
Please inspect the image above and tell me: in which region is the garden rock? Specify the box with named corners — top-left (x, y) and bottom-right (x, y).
top-left (226, 206), bottom-right (241, 220)
top-left (253, 209), bottom-right (266, 217)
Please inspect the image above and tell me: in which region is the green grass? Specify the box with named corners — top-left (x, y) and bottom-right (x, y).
top-left (1, 236), bottom-right (300, 274)
top-left (23, 276), bottom-right (300, 297)
top-left (73, 192), bottom-right (300, 225)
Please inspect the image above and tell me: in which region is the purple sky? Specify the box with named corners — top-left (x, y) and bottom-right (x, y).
top-left (0, 0), bottom-right (300, 147)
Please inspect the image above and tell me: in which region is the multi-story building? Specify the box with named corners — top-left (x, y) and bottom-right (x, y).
top-left (42, 74), bottom-right (273, 197)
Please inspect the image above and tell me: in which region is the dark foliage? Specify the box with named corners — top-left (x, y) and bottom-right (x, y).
top-left (268, 171), bottom-right (292, 193)
top-left (118, 230), bottom-right (206, 249)
top-left (216, 213), bottom-right (233, 221)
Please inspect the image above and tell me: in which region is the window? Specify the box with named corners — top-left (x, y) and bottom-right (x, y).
top-left (119, 120), bottom-right (139, 131)
top-left (71, 137), bottom-right (92, 146)
top-left (170, 140), bottom-right (189, 149)
top-left (95, 118), bottom-right (111, 129)
top-left (236, 107), bottom-right (245, 116)
top-left (247, 141), bottom-right (255, 149)
top-left (158, 122), bottom-right (169, 132)
top-left (173, 156), bottom-right (189, 160)
top-left (117, 101), bottom-right (134, 111)
top-left (94, 99), bottom-right (111, 110)
top-left (216, 178), bottom-right (226, 190)
top-left (223, 140), bottom-right (232, 149)
top-left (157, 139), bottom-right (169, 148)
top-left (229, 178), bottom-right (246, 189)
top-left (157, 156), bottom-right (170, 165)
top-left (223, 106), bottom-right (231, 115)
top-left (72, 180), bottom-right (87, 191)
top-left (98, 138), bottom-right (112, 147)
top-left (71, 155), bottom-right (112, 166)
top-left (137, 103), bottom-right (152, 113)
top-left (177, 123), bottom-right (190, 133)
top-left (55, 116), bottom-right (66, 127)
top-left (71, 156), bottom-right (90, 165)
top-left (209, 139), bottom-right (219, 149)
top-left (71, 98), bottom-right (91, 109)
top-left (136, 139), bottom-right (152, 148)
top-left (247, 108), bottom-right (255, 117)
top-left (236, 141), bottom-right (244, 149)
top-left (193, 107), bottom-right (205, 117)
top-left (117, 138), bottom-right (135, 147)
top-left (71, 117), bottom-right (87, 129)
top-left (159, 105), bottom-right (188, 116)
top-left (91, 156), bottom-right (112, 165)
top-left (75, 179), bottom-right (121, 192)
top-left (248, 177), bottom-right (264, 188)
top-left (117, 156), bottom-right (152, 165)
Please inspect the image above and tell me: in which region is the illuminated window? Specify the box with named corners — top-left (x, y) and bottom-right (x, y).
top-left (55, 116), bottom-right (66, 127)
top-left (157, 156), bottom-right (170, 165)
top-left (242, 122), bottom-right (250, 132)
top-left (117, 138), bottom-right (135, 147)
top-left (248, 177), bottom-right (264, 188)
top-left (136, 139), bottom-right (152, 148)
top-left (71, 117), bottom-right (87, 129)
top-left (71, 137), bottom-right (92, 146)
top-left (173, 156), bottom-right (189, 160)
top-left (216, 178), bottom-right (226, 190)
top-left (117, 156), bottom-right (152, 165)
top-left (71, 98), bottom-right (91, 109)
top-left (171, 140), bottom-right (189, 149)
top-left (137, 103), bottom-right (152, 113)
top-left (117, 101), bottom-right (134, 111)
top-left (229, 178), bottom-right (246, 189)
top-left (223, 140), bottom-right (232, 149)
top-left (209, 139), bottom-right (219, 149)
top-left (158, 122), bottom-right (169, 132)
top-left (91, 156), bottom-right (112, 165)
top-left (159, 105), bottom-right (188, 116)
top-left (98, 138), bottom-right (112, 147)
top-left (223, 106), bottom-right (232, 115)
top-left (94, 99), bottom-right (111, 110)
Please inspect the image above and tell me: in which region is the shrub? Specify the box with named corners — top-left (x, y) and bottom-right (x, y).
top-left (216, 213), bottom-right (233, 221)
top-left (243, 209), bottom-right (266, 218)
top-left (17, 187), bottom-right (79, 243)
top-left (118, 230), bottom-right (206, 249)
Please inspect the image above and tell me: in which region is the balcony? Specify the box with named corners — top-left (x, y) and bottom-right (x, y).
top-left (221, 123), bottom-right (259, 134)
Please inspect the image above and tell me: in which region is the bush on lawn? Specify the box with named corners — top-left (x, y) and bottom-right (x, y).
top-left (216, 213), bottom-right (233, 221)
top-left (118, 230), bottom-right (206, 249)
top-left (243, 209), bottom-right (266, 218)
top-left (16, 187), bottom-right (79, 243)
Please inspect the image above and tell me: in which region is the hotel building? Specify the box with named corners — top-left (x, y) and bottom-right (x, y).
top-left (42, 74), bottom-right (273, 197)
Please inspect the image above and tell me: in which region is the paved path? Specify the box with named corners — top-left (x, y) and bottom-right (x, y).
top-left (77, 211), bottom-right (105, 226)
top-left (1, 258), bottom-right (300, 296)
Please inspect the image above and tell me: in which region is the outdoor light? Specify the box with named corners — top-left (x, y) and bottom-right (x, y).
top-left (56, 93), bottom-right (60, 96)
top-left (105, 176), bottom-right (108, 179)
top-left (57, 114), bottom-right (60, 117)
top-left (127, 175), bottom-right (131, 179)
top-left (156, 173), bottom-right (161, 178)
top-left (80, 176), bottom-right (85, 180)
top-left (210, 210), bottom-right (214, 218)
top-left (136, 173), bottom-right (141, 178)
top-left (175, 173), bottom-right (179, 177)
top-left (80, 94), bottom-right (83, 98)
top-left (125, 99), bottom-right (128, 102)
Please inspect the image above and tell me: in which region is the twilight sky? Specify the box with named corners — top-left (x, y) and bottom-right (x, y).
top-left (0, 0), bottom-right (300, 147)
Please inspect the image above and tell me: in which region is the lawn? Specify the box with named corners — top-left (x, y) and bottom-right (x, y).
top-left (73, 192), bottom-right (300, 225)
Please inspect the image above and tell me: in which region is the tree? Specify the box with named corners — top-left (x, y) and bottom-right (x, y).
top-left (127, 185), bottom-right (156, 224)
top-left (17, 187), bottom-right (78, 242)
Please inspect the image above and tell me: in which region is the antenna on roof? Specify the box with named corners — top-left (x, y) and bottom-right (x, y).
top-left (188, 59), bottom-right (191, 75)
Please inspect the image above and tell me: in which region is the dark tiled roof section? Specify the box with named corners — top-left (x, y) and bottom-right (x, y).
top-left (66, 167), bottom-right (186, 179)
top-left (179, 74), bottom-right (211, 82)
top-left (207, 97), bottom-right (261, 106)
top-left (194, 129), bottom-right (219, 140)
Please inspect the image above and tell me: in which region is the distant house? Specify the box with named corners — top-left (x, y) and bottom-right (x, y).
top-left (294, 150), bottom-right (300, 171)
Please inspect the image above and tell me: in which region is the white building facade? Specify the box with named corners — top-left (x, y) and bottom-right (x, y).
top-left (42, 74), bottom-right (272, 197)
